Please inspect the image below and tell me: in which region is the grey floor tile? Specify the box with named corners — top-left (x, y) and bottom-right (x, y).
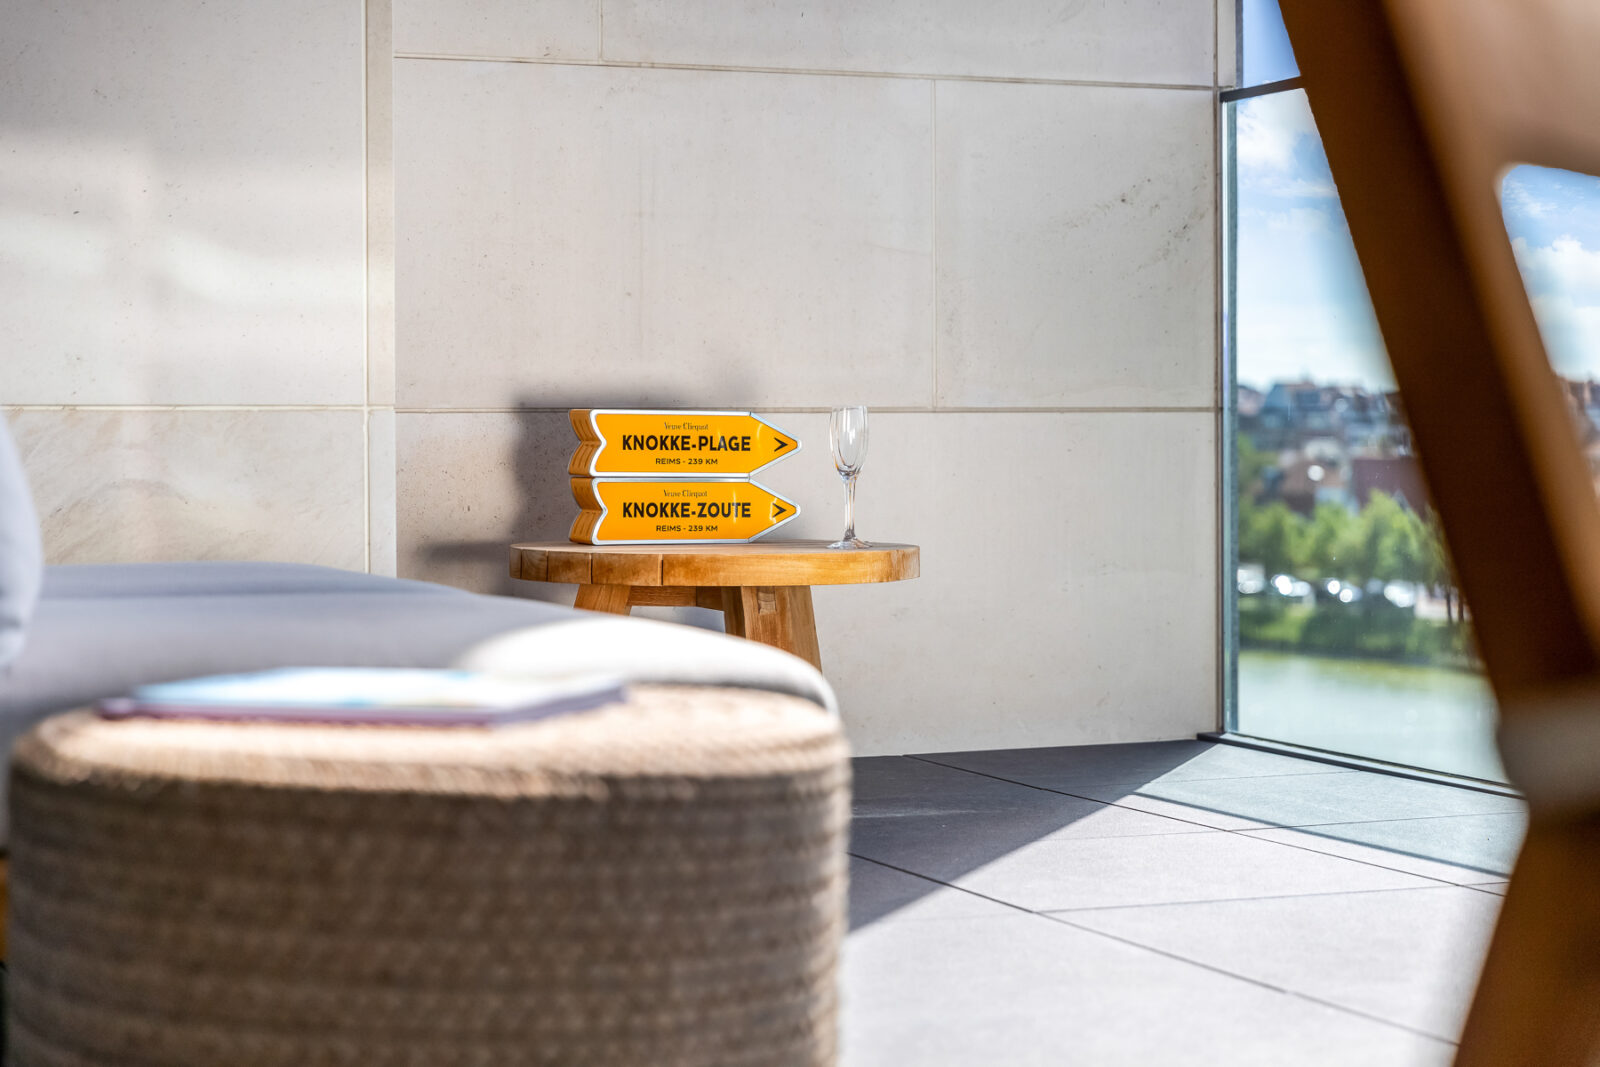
top-left (848, 855), bottom-right (1016, 928)
top-left (921, 739), bottom-right (1349, 795)
top-left (1241, 812), bottom-right (1526, 885)
top-left (852, 755), bottom-right (1007, 805)
top-left (841, 913), bottom-right (1453, 1066)
top-left (935, 829), bottom-right (1435, 911)
top-left (851, 754), bottom-right (1210, 885)
top-left (851, 793), bottom-right (1209, 882)
top-left (1063, 886), bottom-right (1501, 1040)
top-left (1109, 771), bottom-right (1525, 831)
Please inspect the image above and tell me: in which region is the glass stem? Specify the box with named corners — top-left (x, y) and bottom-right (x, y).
top-left (843, 473), bottom-right (857, 542)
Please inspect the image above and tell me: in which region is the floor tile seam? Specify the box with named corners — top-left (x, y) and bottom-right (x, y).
top-left (850, 821), bottom-right (1217, 845)
top-left (908, 752), bottom-right (1360, 788)
top-left (1247, 809), bottom-right (1528, 832)
top-left (853, 826), bottom-right (1504, 885)
top-left (1220, 823), bottom-right (1512, 883)
top-left (1232, 828), bottom-right (1513, 881)
top-left (1039, 882), bottom-right (1480, 916)
top-left (901, 756), bottom-right (1227, 832)
top-left (845, 853), bottom-right (1053, 919)
top-left (849, 854), bottom-right (1457, 1045)
top-left (1038, 911), bottom-right (1458, 1044)
top-left (1123, 793), bottom-right (1525, 837)
top-left (1030, 908), bottom-right (1459, 1043)
top-left (847, 853), bottom-right (1367, 1002)
top-left (880, 758), bottom-right (1516, 877)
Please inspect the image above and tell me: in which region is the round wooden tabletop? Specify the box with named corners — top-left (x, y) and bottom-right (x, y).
top-left (511, 540), bottom-right (920, 588)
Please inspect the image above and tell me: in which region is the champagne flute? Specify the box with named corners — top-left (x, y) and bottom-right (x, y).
top-left (828, 406), bottom-right (870, 549)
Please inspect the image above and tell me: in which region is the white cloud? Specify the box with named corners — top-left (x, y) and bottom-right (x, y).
top-left (1502, 176), bottom-right (1553, 219)
top-left (1236, 106), bottom-right (1296, 173)
top-left (1261, 206), bottom-right (1334, 234)
top-left (1514, 235), bottom-right (1600, 296)
top-left (1235, 92), bottom-right (1337, 199)
top-left (1507, 232), bottom-right (1600, 374)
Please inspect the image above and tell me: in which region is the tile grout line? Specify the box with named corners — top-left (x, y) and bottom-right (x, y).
top-left (1222, 824), bottom-right (1511, 882)
top-left (930, 78), bottom-right (939, 412)
top-left (361, 0), bottom-right (372, 575)
top-left (1249, 808), bottom-right (1526, 831)
top-left (393, 51), bottom-right (1216, 92)
top-left (0, 405), bottom-right (369, 413)
top-left (849, 853), bottom-right (1456, 1046)
top-left (0, 405), bottom-right (1221, 414)
top-left (1038, 882), bottom-right (1485, 915)
top-left (389, 405), bottom-right (1219, 414)
top-left (903, 755), bottom-right (1515, 886)
top-left (1042, 909), bottom-right (1458, 1046)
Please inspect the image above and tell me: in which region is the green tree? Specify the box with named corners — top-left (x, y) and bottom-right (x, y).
top-left (1236, 434), bottom-right (1274, 501)
top-left (1303, 503), bottom-right (1357, 581)
top-left (1239, 501), bottom-right (1307, 577)
top-left (1347, 492), bottom-right (1427, 586)
top-left (1418, 507), bottom-right (1460, 622)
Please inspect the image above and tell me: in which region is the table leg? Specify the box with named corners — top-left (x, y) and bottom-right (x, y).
top-left (575, 583), bottom-right (633, 614)
top-left (720, 586), bottom-right (823, 671)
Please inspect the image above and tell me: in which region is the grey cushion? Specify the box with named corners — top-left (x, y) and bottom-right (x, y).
top-left (0, 414), bottom-right (43, 670)
top-left (0, 561), bottom-right (836, 841)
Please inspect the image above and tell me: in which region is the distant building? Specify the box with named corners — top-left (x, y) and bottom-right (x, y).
top-left (1350, 455), bottom-right (1430, 512)
top-left (1278, 455), bottom-right (1350, 515)
top-left (1244, 381), bottom-right (1399, 453)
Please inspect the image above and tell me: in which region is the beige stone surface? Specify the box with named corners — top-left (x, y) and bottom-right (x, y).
top-left (935, 81), bottom-right (1216, 409)
top-left (395, 0), bottom-right (598, 58)
top-left (8, 409), bottom-right (367, 569)
top-left (0, 0), bottom-right (366, 406)
top-left (394, 60), bottom-right (935, 410)
top-left (397, 409), bottom-right (1217, 754)
top-left (601, 0), bottom-right (1215, 86)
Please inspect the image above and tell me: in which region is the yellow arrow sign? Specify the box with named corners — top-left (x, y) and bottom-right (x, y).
top-left (569, 409), bottom-right (800, 477)
top-left (570, 478), bottom-right (800, 544)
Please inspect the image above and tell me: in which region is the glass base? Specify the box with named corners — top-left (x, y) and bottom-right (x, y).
top-left (827, 538), bottom-right (872, 549)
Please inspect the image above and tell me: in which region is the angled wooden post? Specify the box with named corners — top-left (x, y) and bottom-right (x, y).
top-left (1279, 1), bottom-right (1600, 1061)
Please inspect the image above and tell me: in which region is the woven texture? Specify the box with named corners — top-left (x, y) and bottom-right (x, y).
top-left (6, 685), bottom-right (850, 1067)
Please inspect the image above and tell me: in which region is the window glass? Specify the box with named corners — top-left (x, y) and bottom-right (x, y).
top-left (1503, 165), bottom-right (1600, 378)
top-left (1240, 0), bottom-right (1298, 87)
top-left (1229, 89), bottom-right (1502, 780)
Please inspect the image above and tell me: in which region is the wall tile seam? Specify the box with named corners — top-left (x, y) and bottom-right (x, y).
top-left (0, 406), bottom-right (380, 413)
top-left (930, 80), bottom-right (939, 410)
top-left (389, 406), bottom-right (1221, 415)
top-left (0, 405), bottom-right (1217, 415)
top-left (363, 0), bottom-right (373, 574)
top-left (391, 51), bottom-right (1217, 92)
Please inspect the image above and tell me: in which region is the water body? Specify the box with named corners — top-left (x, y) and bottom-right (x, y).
top-left (1237, 650), bottom-right (1506, 782)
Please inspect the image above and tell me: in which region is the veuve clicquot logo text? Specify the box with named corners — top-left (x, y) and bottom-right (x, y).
top-left (570, 410), bottom-right (799, 477)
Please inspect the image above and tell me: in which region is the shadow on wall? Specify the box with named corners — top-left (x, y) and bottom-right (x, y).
top-left (414, 380), bottom-right (758, 624)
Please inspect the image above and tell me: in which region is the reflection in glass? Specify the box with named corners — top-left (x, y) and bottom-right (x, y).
top-left (1240, 0), bottom-right (1299, 87)
top-left (1229, 89), bottom-right (1502, 780)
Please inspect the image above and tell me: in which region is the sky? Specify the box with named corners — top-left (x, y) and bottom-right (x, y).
top-left (1233, 2), bottom-right (1600, 393)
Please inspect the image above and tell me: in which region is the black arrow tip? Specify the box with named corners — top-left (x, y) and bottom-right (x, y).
top-left (774, 436), bottom-right (792, 452)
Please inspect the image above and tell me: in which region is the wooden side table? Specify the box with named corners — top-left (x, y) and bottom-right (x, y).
top-left (510, 541), bottom-right (919, 670)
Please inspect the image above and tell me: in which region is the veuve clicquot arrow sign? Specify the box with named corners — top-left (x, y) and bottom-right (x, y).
top-left (569, 409), bottom-right (800, 477)
top-left (570, 479), bottom-right (800, 544)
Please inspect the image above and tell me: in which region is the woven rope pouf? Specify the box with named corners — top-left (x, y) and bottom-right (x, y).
top-left (6, 685), bottom-right (850, 1067)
